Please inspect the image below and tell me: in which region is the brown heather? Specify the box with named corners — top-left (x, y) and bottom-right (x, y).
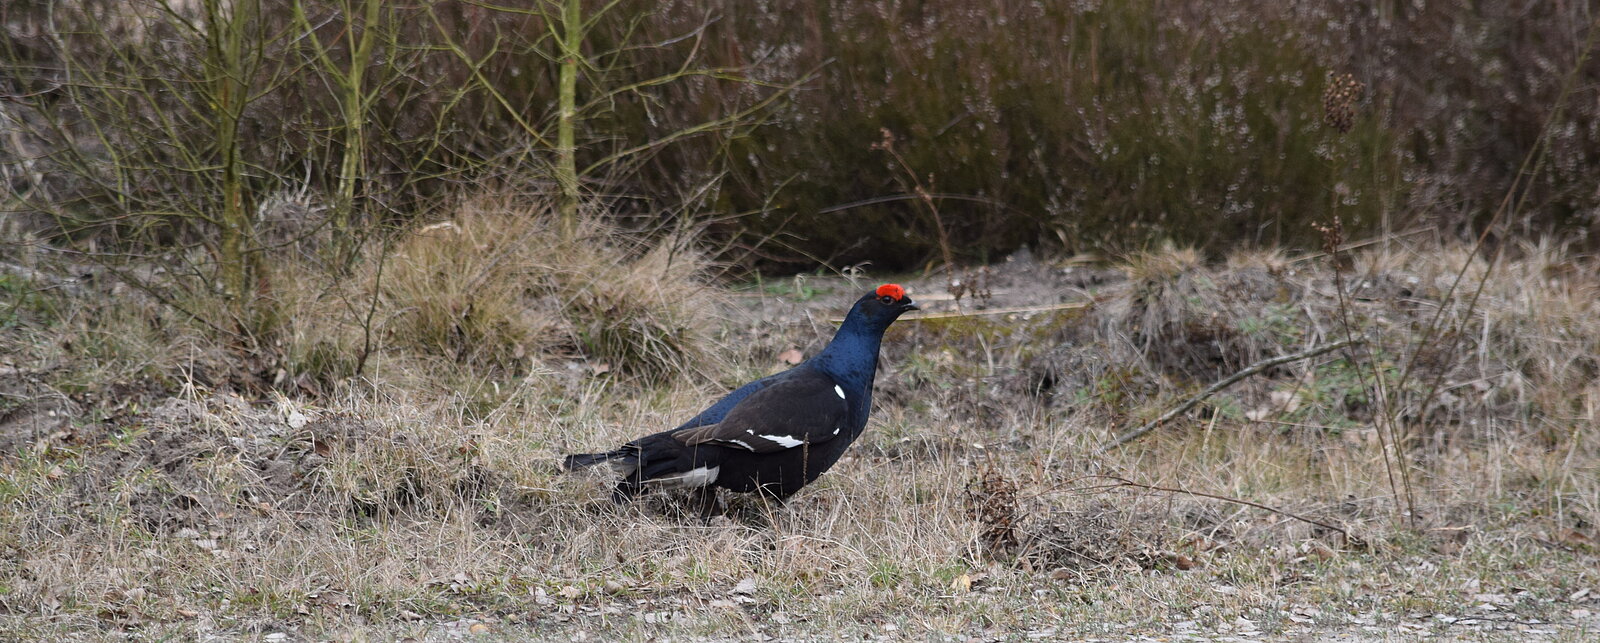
top-left (6, 1), bottom-right (1598, 270)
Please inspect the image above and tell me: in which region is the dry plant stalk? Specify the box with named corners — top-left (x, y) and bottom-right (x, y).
top-left (1317, 217), bottom-right (1415, 524)
top-left (871, 129), bottom-right (976, 305)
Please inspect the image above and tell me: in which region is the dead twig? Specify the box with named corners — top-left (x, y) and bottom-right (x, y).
top-left (1287, 226), bottom-right (1432, 265)
top-left (1083, 475), bottom-right (1355, 546)
top-left (1097, 338), bottom-right (1361, 452)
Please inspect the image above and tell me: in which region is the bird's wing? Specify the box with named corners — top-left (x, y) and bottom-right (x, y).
top-left (674, 369), bottom-right (849, 453)
top-left (669, 372), bottom-right (785, 431)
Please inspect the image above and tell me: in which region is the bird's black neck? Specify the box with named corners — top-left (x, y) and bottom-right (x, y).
top-left (809, 316), bottom-right (884, 394)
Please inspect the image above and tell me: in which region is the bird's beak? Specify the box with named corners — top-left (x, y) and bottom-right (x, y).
top-left (900, 300), bottom-right (919, 312)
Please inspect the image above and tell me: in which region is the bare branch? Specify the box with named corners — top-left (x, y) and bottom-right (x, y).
top-left (1098, 338), bottom-right (1362, 453)
top-left (1082, 475), bottom-right (1355, 545)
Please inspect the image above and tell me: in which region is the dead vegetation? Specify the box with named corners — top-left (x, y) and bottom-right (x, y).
top-left (2, 234), bottom-right (1599, 639)
top-left (274, 195), bottom-right (716, 389)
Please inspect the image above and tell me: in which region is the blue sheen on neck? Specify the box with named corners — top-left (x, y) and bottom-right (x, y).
top-left (808, 304), bottom-right (885, 392)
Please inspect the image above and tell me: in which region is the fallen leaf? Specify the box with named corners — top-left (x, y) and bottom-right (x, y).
top-left (949, 573), bottom-right (972, 592)
top-left (469, 623), bottom-right (491, 634)
top-left (732, 578), bottom-right (757, 595)
top-left (1269, 390), bottom-right (1303, 413)
top-left (777, 348), bottom-right (804, 366)
top-left (1558, 529), bottom-right (1594, 549)
top-left (1303, 540), bottom-right (1337, 561)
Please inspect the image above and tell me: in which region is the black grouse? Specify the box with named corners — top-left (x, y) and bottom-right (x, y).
top-left (563, 283), bottom-right (917, 507)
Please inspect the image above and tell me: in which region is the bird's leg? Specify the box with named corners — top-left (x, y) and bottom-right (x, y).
top-left (693, 487), bottom-right (722, 523)
top-left (611, 482), bottom-right (640, 504)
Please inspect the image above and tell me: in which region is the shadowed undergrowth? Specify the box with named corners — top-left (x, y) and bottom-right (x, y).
top-left (5, 1), bottom-right (1596, 272)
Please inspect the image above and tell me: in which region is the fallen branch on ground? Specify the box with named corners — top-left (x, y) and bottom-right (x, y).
top-left (1097, 338), bottom-right (1362, 452)
top-left (897, 301), bottom-right (1094, 321)
top-left (828, 298), bottom-right (1104, 323)
top-left (1083, 475), bottom-right (1357, 546)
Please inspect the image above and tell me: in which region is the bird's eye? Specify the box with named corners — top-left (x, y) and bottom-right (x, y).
top-left (879, 295), bottom-right (896, 305)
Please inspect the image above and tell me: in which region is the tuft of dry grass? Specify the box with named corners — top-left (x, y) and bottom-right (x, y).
top-left (266, 194), bottom-right (716, 393)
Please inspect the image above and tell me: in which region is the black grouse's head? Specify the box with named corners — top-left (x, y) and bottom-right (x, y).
top-left (849, 283), bottom-right (918, 329)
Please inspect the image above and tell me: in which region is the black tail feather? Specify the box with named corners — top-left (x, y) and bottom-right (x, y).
top-left (563, 450), bottom-right (627, 471)
top-left (566, 433), bottom-right (696, 504)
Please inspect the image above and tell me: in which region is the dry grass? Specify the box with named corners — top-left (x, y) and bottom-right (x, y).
top-left (265, 195), bottom-right (715, 394)
top-left (1, 237), bottom-right (1599, 640)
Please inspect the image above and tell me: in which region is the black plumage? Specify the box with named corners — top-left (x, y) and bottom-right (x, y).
top-left (563, 284), bottom-right (917, 507)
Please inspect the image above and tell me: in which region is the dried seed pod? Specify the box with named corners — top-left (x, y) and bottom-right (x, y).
top-left (1323, 72), bottom-right (1364, 134)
